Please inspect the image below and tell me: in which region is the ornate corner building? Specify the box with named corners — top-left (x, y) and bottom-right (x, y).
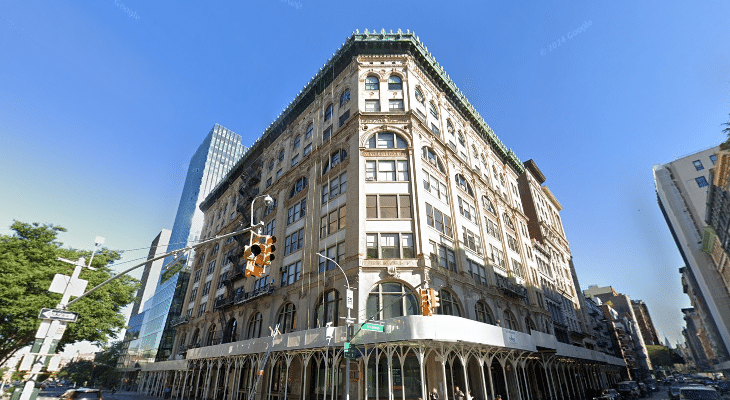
top-left (137, 30), bottom-right (624, 400)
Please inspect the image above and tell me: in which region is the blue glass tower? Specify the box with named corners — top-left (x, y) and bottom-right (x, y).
top-left (127, 124), bottom-right (246, 365)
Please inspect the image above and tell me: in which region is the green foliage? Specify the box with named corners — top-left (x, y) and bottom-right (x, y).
top-left (0, 221), bottom-right (139, 366)
top-left (647, 345), bottom-right (685, 367)
top-left (57, 342), bottom-right (123, 388)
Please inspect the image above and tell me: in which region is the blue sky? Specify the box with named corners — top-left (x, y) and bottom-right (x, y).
top-left (1, 1), bottom-right (729, 345)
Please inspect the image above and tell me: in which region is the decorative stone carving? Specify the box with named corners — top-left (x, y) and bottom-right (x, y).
top-left (387, 266), bottom-right (399, 278)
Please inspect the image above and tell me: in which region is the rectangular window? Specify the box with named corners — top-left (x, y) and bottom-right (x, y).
top-left (693, 160), bottom-right (704, 171)
top-left (365, 194), bottom-right (411, 219)
top-left (366, 233), bottom-right (413, 259)
top-left (468, 259), bottom-right (488, 285)
top-left (425, 202), bottom-right (452, 237)
top-left (365, 100), bottom-right (380, 112)
top-left (430, 123), bottom-right (440, 137)
top-left (320, 205), bottom-right (347, 238)
top-left (422, 171), bottom-right (449, 204)
top-left (291, 154), bottom-right (299, 167)
top-left (264, 219), bottom-right (276, 236)
top-left (378, 160), bottom-right (395, 181)
top-left (194, 269), bottom-right (202, 283)
top-left (197, 302), bottom-right (207, 318)
top-left (206, 260), bottom-right (216, 275)
top-left (457, 196), bottom-right (477, 223)
top-left (462, 227), bottom-right (481, 254)
top-left (190, 287), bottom-right (198, 301)
top-left (511, 259), bottom-right (523, 278)
top-left (696, 176), bottom-right (709, 188)
top-left (485, 217), bottom-right (501, 240)
top-left (266, 177), bottom-right (272, 187)
top-left (366, 160), bottom-right (409, 182)
top-left (710, 154), bottom-right (717, 165)
top-left (322, 172), bottom-right (347, 204)
top-left (303, 143), bottom-right (312, 157)
top-left (276, 169), bottom-right (283, 179)
top-left (217, 271), bottom-right (228, 289)
top-left (365, 161), bottom-right (376, 181)
top-left (284, 228), bottom-right (304, 255)
top-left (287, 199), bottom-right (307, 224)
top-left (430, 241), bottom-right (457, 271)
top-left (389, 99), bottom-right (404, 111)
top-left (253, 276), bottom-right (270, 291)
top-left (507, 234), bottom-right (519, 252)
top-left (281, 261), bottom-right (302, 287)
top-left (339, 110), bottom-right (350, 127)
top-left (201, 281), bottom-right (211, 297)
top-left (323, 126), bottom-right (332, 141)
top-left (491, 245), bottom-right (506, 270)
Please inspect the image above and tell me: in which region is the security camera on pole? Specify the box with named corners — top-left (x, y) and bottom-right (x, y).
top-left (18, 237), bottom-right (105, 400)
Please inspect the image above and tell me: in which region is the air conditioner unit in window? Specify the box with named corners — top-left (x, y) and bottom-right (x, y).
top-left (280, 266), bottom-right (288, 273)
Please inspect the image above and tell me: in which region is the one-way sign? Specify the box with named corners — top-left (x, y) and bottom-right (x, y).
top-left (38, 308), bottom-right (79, 323)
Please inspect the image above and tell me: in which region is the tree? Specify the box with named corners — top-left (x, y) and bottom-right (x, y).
top-left (0, 221), bottom-right (138, 367)
top-left (56, 342), bottom-right (123, 389)
top-left (647, 345), bottom-right (685, 368)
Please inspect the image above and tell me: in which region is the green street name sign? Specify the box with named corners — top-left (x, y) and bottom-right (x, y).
top-left (362, 323), bottom-right (384, 332)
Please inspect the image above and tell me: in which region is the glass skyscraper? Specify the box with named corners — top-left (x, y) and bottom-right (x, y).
top-left (124, 124), bottom-right (246, 368)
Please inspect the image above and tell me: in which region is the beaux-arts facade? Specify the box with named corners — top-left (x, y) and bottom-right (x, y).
top-left (138, 30), bottom-right (625, 400)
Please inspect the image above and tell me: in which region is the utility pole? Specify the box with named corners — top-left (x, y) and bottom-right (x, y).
top-left (18, 237), bottom-right (105, 400)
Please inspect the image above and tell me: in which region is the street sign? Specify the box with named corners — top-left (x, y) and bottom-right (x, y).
top-left (38, 308), bottom-right (79, 323)
top-left (361, 322), bottom-right (384, 332)
top-left (346, 289), bottom-right (353, 310)
top-left (49, 274), bottom-right (87, 297)
top-left (343, 342), bottom-right (358, 359)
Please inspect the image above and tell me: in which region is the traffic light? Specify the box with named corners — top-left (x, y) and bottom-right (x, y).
top-left (243, 233), bottom-right (276, 278)
top-left (428, 288), bottom-right (440, 312)
top-left (261, 235), bottom-right (276, 266)
top-left (420, 288), bottom-right (431, 316)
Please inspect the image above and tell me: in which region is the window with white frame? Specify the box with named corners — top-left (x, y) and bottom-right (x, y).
top-left (389, 99), bottom-right (404, 111)
top-left (287, 199), bottom-right (306, 225)
top-left (365, 100), bottom-right (380, 112)
top-left (430, 241), bottom-right (456, 272)
top-left (422, 171), bottom-right (449, 203)
top-left (388, 75), bottom-right (403, 90)
top-left (366, 233), bottom-right (414, 259)
top-left (502, 213), bottom-right (515, 231)
top-left (455, 174), bottom-right (474, 197)
top-left (414, 85), bottom-right (424, 103)
top-left (365, 160), bottom-right (409, 181)
top-left (482, 196), bottom-right (496, 215)
top-left (319, 242), bottom-right (345, 272)
top-left (467, 258), bottom-right (488, 286)
top-left (429, 101), bottom-right (439, 119)
top-left (484, 217), bottom-right (501, 240)
top-left (281, 261), bottom-right (301, 287)
top-left (366, 132), bottom-right (408, 149)
top-left (289, 177), bottom-right (308, 198)
top-left (284, 228), bottom-right (304, 255)
top-left (367, 282), bottom-right (419, 320)
top-left (321, 172), bottom-right (347, 204)
top-left (365, 75), bottom-right (379, 91)
top-left (430, 123), bottom-right (441, 137)
top-left (322, 149), bottom-right (347, 174)
top-left (320, 205), bottom-right (346, 238)
top-left (457, 196), bottom-right (477, 223)
top-left (365, 195), bottom-right (411, 219)
top-left (421, 146), bottom-right (446, 173)
top-left (462, 227), bottom-right (482, 254)
top-left (425, 203), bottom-right (452, 237)
top-left (491, 244), bottom-right (506, 270)
top-left (511, 258), bottom-right (523, 278)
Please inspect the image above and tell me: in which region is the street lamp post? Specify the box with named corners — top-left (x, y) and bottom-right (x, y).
top-left (250, 194), bottom-right (274, 233)
top-left (316, 253), bottom-right (354, 400)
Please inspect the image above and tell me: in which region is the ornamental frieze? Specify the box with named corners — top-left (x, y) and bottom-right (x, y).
top-left (361, 150), bottom-right (408, 158)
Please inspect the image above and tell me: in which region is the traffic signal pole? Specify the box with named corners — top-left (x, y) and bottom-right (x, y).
top-left (19, 195), bottom-right (274, 400)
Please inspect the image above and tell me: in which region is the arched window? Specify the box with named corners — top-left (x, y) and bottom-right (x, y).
top-left (525, 317), bottom-right (536, 332)
top-left (457, 131), bottom-right (466, 146)
top-left (206, 324), bottom-right (217, 346)
top-left (314, 289), bottom-right (340, 328)
top-left (475, 301), bottom-right (495, 325)
top-left (414, 86), bottom-right (424, 103)
top-left (437, 289), bottom-right (461, 317)
top-left (388, 75), bottom-right (403, 90)
top-left (277, 303), bottom-right (297, 334)
top-left (289, 177), bottom-right (308, 198)
top-left (324, 104), bottom-right (334, 122)
top-left (366, 132), bottom-right (408, 149)
top-left (292, 135), bottom-right (301, 150)
top-left (223, 318), bottom-right (237, 343)
top-left (446, 119), bottom-right (454, 133)
top-left (429, 101), bottom-right (439, 119)
top-left (247, 312), bottom-right (262, 339)
top-left (365, 75), bottom-right (379, 91)
top-left (503, 213), bottom-right (515, 231)
top-left (268, 159), bottom-right (275, 172)
top-left (503, 310), bottom-right (518, 331)
top-left (190, 328), bottom-right (200, 347)
top-left (278, 149), bottom-right (285, 164)
top-left (305, 123), bottom-right (314, 140)
top-left (367, 282), bottom-right (418, 320)
top-left (482, 196), bottom-right (496, 215)
top-left (455, 174), bottom-right (474, 197)
top-left (322, 149), bottom-right (348, 174)
top-left (421, 146), bottom-right (445, 173)
top-left (339, 89), bottom-right (351, 107)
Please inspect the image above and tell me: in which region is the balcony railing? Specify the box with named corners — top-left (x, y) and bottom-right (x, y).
top-left (214, 282), bottom-right (275, 310)
top-left (170, 315), bottom-right (190, 327)
top-left (495, 274), bottom-right (527, 299)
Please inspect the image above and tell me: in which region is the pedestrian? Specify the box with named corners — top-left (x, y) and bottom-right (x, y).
top-left (469, 389), bottom-right (477, 400)
top-left (429, 388), bottom-right (439, 400)
top-left (454, 386), bottom-right (465, 400)
top-left (495, 395), bottom-right (502, 400)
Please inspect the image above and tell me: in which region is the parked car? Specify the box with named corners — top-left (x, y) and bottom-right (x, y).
top-left (716, 380), bottom-right (730, 394)
top-left (637, 382), bottom-right (648, 397)
top-left (593, 388), bottom-right (620, 400)
top-left (617, 381), bottom-right (640, 399)
top-left (679, 385), bottom-right (721, 399)
top-left (58, 388), bottom-right (103, 399)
